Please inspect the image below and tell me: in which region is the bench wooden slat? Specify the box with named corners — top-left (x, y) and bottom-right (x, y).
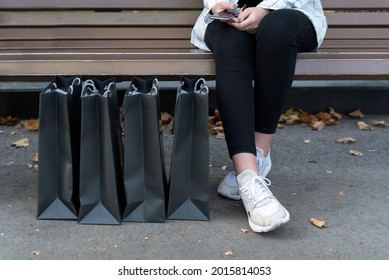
top-left (1, 51), bottom-right (388, 59)
top-left (3, 48), bottom-right (389, 55)
top-left (3, 42), bottom-right (389, 52)
top-left (0, 11), bottom-right (199, 27)
top-left (321, 41), bottom-right (389, 49)
top-left (1, 56), bottom-right (388, 80)
top-left (1, 0), bottom-right (388, 10)
top-left (0, 27), bottom-right (192, 40)
top-left (1, 47), bottom-right (388, 53)
top-left (2, 40), bottom-right (388, 49)
top-left (0, 50), bottom-right (214, 59)
top-left (2, 12), bottom-right (389, 28)
top-left (326, 12), bottom-right (389, 26)
top-left (2, 29), bottom-right (389, 43)
top-left (321, 0), bottom-right (389, 10)
top-left (0, 40), bottom-right (194, 50)
top-left (2, 40), bottom-right (389, 51)
top-left (325, 28), bottom-right (389, 39)
top-left (0, 0), bottom-right (202, 10)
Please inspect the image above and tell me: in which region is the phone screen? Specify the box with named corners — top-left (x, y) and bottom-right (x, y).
top-left (210, 11), bottom-right (238, 20)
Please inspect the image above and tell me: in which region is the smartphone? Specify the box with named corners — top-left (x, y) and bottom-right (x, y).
top-left (210, 11), bottom-right (238, 20)
top-left (210, 5), bottom-right (244, 21)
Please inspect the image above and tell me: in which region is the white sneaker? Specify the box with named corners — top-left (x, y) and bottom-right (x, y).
top-left (217, 148), bottom-right (271, 200)
top-left (237, 169), bottom-right (290, 233)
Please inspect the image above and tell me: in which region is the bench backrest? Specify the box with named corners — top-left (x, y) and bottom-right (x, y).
top-left (1, 0), bottom-right (388, 50)
top-left (0, 0), bottom-right (388, 80)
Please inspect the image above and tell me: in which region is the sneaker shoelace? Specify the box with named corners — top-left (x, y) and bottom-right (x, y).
top-left (240, 176), bottom-right (273, 205)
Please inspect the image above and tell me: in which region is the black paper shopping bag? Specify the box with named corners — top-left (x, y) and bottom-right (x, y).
top-left (37, 75), bottom-right (82, 220)
top-left (167, 76), bottom-right (210, 221)
top-left (122, 77), bottom-right (167, 223)
top-left (78, 78), bottom-right (125, 225)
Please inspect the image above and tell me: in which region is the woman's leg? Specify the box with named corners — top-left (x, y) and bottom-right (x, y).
top-left (205, 20), bottom-right (258, 175)
top-left (205, 10), bottom-right (318, 232)
top-left (253, 9), bottom-right (318, 153)
top-left (205, 20), bottom-right (257, 159)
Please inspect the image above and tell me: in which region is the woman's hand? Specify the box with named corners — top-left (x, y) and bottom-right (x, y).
top-left (211, 2), bottom-right (239, 23)
top-left (230, 7), bottom-right (270, 34)
top-left (211, 2), bottom-right (238, 15)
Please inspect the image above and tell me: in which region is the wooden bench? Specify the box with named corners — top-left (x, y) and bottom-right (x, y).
top-left (0, 0), bottom-right (389, 83)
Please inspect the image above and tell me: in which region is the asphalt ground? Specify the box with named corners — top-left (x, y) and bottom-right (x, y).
top-left (0, 114), bottom-right (388, 261)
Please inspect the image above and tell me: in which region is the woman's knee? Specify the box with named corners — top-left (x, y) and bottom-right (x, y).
top-left (206, 21), bottom-right (255, 57)
top-left (256, 9), bottom-right (304, 44)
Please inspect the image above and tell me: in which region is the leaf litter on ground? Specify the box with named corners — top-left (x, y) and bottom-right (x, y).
top-left (278, 107), bottom-right (342, 131)
top-left (310, 218), bottom-right (329, 228)
top-left (11, 138), bottom-right (30, 148)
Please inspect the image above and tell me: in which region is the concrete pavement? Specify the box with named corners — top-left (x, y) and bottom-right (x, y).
top-left (0, 114), bottom-right (388, 260)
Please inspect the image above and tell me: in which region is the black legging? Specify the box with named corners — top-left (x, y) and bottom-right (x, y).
top-left (204, 9), bottom-right (318, 158)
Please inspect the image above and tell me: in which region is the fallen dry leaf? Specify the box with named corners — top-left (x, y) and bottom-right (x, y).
top-left (240, 228), bottom-right (249, 233)
top-left (33, 153), bottom-right (39, 163)
top-left (370, 119), bottom-right (387, 128)
top-left (304, 139), bottom-right (311, 144)
top-left (161, 112), bottom-right (173, 125)
top-left (298, 110), bottom-right (312, 124)
top-left (311, 121), bottom-right (326, 131)
top-left (315, 109), bottom-right (339, 125)
top-left (0, 116), bottom-right (21, 126)
top-left (357, 121), bottom-right (372, 131)
top-left (337, 137), bottom-right (357, 144)
top-left (308, 114), bottom-right (319, 124)
top-left (34, 164), bottom-right (39, 172)
top-left (316, 112), bottom-right (332, 122)
top-left (32, 250), bottom-right (41, 256)
top-left (210, 125), bottom-right (225, 139)
top-left (329, 107), bottom-right (343, 121)
top-left (144, 236), bottom-right (149, 240)
top-left (348, 109), bottom-right (365, 119)
top-left (224, 250), bottom-right (234, 257)
top-left (349, 149), bottom-right (363, 156)
top-left (160, 112), bottom-right (175, 133)
top-left (11, 138), bottom-right (30, 148)
top-left (284, 107), bottom-right (298, 117)
top-left (213, 109), bottom-right (221, 122)
top-left (208, 109), bottom-right (225, 139)
top-left (338, 191), bottom-right (345, 196)
top-left (285, 114), bottom-right (301, 125)
top-left (310, 218), bottom-right (328, 228)
top-left (22, 119), bottom-right (39, 131)
top-left (324, 118), bottom-right (338, 125)
top-left (279, 108), bottom-right (298, 123)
